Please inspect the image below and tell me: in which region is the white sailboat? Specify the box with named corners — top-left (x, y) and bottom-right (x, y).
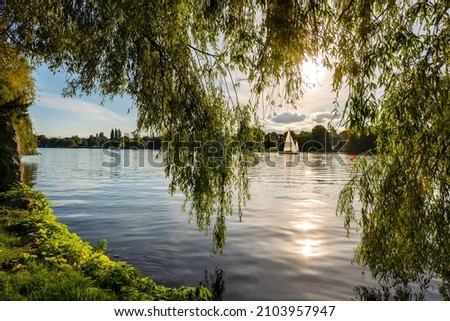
top-left (281, 129), bottom-right (299, 154)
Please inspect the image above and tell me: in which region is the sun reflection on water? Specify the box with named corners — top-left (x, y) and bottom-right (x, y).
top-left (293, 214), bottom-right (321, 257)
top-left (297, 239), bottom-right (320, 257)
top-left (294, 222), bottom-right (315, 231)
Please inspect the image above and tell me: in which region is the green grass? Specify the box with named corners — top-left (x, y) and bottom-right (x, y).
top-left (0, 262), bottom-right (116, 300)
top-left (0, 184), bottom-right (212, 301)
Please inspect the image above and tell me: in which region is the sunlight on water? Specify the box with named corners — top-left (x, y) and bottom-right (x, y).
top-left (22, 149), bottom-right (443, 300)
top-left (297, 239), bottom-right (319, 257)
top-left (293, 222), bottom-right (315, 231)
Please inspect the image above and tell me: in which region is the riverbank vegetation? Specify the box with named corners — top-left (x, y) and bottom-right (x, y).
top-left (0, 185), bottom-right (211, 300)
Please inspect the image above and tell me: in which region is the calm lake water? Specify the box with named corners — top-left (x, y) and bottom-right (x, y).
top-left (23, 148), bottom-right (439, 300)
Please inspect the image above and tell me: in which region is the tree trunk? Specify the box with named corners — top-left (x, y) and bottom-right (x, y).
top-left (0, 114), bottom-right (23, 192)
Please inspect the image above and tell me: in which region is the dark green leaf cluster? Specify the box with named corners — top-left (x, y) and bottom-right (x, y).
top-left (0, 43), bottom-right (37, 156)
top-left (335, 1), bottom-right (450, 297)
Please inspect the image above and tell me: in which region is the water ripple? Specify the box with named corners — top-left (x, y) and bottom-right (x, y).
top-left (22, 149), bottom-right (403, 300)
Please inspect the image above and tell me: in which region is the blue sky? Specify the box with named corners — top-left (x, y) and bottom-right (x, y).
top-left (31, 66), bottom-right (137, 138)
top-left (30, 63), bottom-right (343, 138)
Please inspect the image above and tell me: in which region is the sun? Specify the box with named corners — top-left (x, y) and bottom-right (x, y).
top-left (301, 60), bottom-right (326, 86)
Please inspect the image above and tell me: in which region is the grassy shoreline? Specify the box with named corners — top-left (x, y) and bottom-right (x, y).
top-left (0, 185), bottom-right (211, 300)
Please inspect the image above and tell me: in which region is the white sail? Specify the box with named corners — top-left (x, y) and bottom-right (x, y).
top-left (283, 129), bottom-right (298, 154)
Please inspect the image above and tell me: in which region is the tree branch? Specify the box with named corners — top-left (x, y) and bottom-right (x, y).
top-left (7, 32), bottom-right (49, 60)
top-left (430, 138), bottom-right (450, 174)
top-left (1, 21), bottom-right (13, 36)
top-left (309, 0), bottom-right (319, 34)
top-left (337, 0), bottom-right (355, 22)
top-left (187, 44), bottom-right (219, 58)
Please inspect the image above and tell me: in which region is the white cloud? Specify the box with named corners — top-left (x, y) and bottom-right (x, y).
top-left (311, 112), bottom-right (336, 123)
top-left (36, 93), bottom-right (132, 124)
top-left (272, 112), bottom-right (307, 124)
top-left (31, 92), bottom-right (136, 137)
top-left (256, 67), bottom-right (349, 133)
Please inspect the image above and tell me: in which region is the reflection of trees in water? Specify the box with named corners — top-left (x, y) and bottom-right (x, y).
top-left (354, 272), bottom-right (450, 301)
top-left (23, 163), bottom-right (38, 188)
top-left (200, 267), bottom-right (225, 301)
top-left (353, 285), bottom-right (426, 301)
top-left (353, 277), bottom-right (434, 301)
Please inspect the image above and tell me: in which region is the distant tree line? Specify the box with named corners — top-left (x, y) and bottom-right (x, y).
top-left (36, 128), bottom-right (162, 149)
top-left (36, 125), bottom-right (375, 154)
top-left (264, 125), bottom-right (377, 154)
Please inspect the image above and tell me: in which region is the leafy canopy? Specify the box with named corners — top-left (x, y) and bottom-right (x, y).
top-left (2, 0), bottom-right (330, 253)
top-left (0, 43), bottom-right (37, 156)
top-left (332, 0), bottom-right (450, 297)
top-left (0, 43), bottom-right (34, 110)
